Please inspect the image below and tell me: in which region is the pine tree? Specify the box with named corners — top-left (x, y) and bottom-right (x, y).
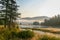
top-left (0, 0), bottom-right (20, 28)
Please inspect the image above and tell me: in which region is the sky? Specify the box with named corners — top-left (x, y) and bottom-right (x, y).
top-left (17, 0), bottom-right (60, 18)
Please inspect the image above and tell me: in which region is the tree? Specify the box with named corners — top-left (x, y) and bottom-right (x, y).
top-left (33, 21), bottom-right (40, 25)
top-left (41, 15), bottom-right (60, 26)
top-left (0, 0), bottom-right (20, 28)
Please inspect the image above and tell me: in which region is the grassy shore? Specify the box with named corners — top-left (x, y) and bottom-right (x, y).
top-left (22, 27), bottom-right (60, 34)
top-left (0, 25), bottom-right (60, 40)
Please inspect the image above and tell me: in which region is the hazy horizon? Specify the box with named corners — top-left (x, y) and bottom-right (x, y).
top-left (17, 0), bottom-right (60, 18)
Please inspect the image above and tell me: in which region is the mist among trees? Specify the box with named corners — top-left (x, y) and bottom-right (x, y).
top-left (41, 15), bottom-right (60, 26)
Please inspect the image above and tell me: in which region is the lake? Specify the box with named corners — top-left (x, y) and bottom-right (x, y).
top-left (19, 25), bottom-right (48, 28)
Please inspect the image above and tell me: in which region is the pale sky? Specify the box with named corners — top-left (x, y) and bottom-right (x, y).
top-left (17, 0), bottom-right (60, 18)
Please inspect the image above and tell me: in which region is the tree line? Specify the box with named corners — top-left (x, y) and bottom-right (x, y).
top-left (41, 15), bottom-right (60, 26)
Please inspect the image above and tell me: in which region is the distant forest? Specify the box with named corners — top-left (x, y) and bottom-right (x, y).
top-left (41, 15), bottom-right (60, 26)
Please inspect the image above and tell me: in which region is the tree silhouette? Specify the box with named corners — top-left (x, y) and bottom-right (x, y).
top-left (33, 21), bottom-right (40, 25)
top-left (0, 0), bottom-right (20, 28)
top-left (41, 15), bottom-right (60, 27)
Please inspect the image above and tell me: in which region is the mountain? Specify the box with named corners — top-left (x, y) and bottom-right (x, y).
top-left (17, 16), bottom-right (50, 25)
top-left (22, 16), bottom-right (50, 20)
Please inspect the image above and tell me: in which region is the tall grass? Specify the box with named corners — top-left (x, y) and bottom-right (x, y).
top-left (38, 35), bottom-right (60, 40)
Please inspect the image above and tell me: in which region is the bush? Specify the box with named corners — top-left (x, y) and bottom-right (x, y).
top-left (0, 28), bottom-right (19, 40)
top-left (33, 21), bottom-right (40, 25)
top-left (0, 20), bottom-right (4, 25)
top-left (11, 31), bottom-right (18, 38)
top-left (17, 30), bottom-right (34, 39)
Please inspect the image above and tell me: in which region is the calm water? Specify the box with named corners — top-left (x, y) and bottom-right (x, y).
top-left (20, 25), bottom-right (60, 37)
top-left (19, 25), bottom-right (48, 28)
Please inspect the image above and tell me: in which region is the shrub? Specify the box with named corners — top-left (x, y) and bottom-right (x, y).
top-left (0, 28), bottom-right (19, 40)
top-left (17, 30), bottom-right (34, 39)
top-left (33, 21), bottom-right (40, 25)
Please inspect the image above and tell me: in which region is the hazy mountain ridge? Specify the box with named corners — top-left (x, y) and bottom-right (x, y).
top-left (22, 16), bottom-right (50, 20)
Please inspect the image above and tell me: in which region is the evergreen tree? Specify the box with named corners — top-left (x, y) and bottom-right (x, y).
top-left (41, 15), bottom-right (60, 27)
top-left (0, 0), bottom-right (20, 28)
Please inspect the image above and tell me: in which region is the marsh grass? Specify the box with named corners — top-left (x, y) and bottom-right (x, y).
top-left (38, 35), bottom-right (60, 40)
top-left (0, 26), bottom-right (60, 40)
